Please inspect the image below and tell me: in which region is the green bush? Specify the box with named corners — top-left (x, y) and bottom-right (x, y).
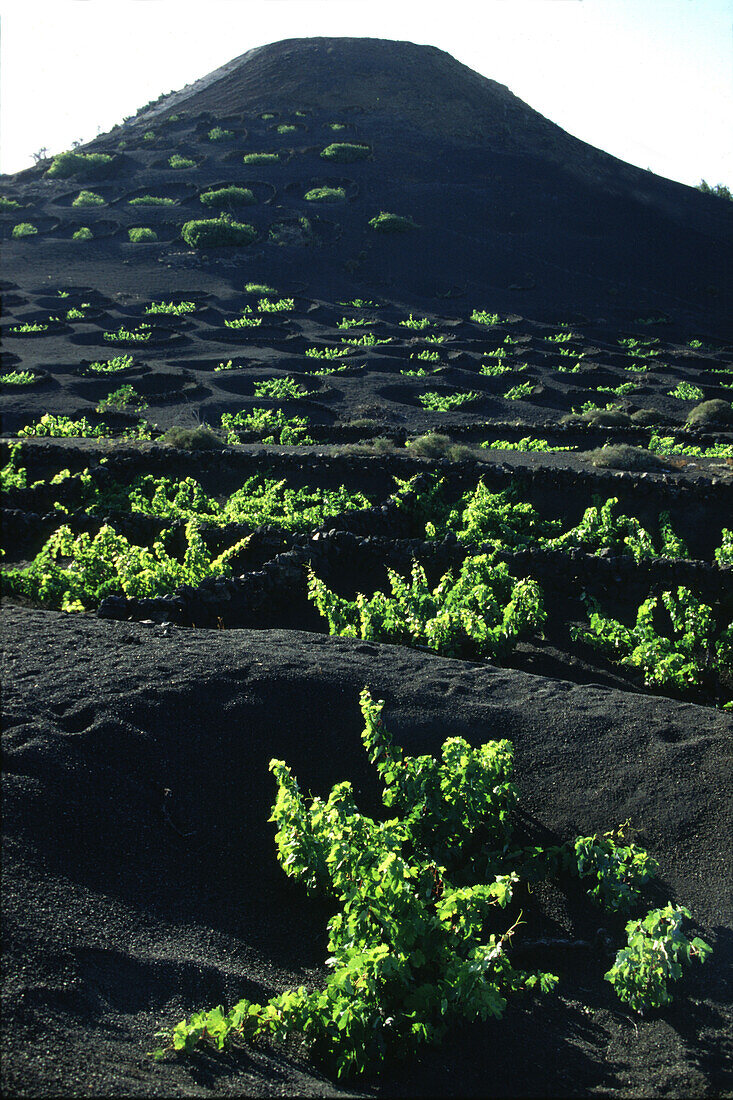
top-left (696, 180), bottom-right (732, 201)
top-left (162, 425), bottom-right (225, 450)
top-left (368, 211), bottom-right (416, 232)
top-left (181, 217), bottom-right (257, 248)
top-left (11, 223), bottom-right (37, 238)
top-left (308, 554), bottom-right (545, 660)
top-left (128, 227), bottom-right (158, 243)
top-left (128, 195), bottom-right (176, 206)
top-left (243, 152), bottom-right (280, 164)
top-left (0, 196), bottom-right (22, 211)
top-left (320, 143), bottom-right (370, 163)
top-left (685, 399), bottom-right (733, 428)
top-left (588, 445), bottom-right (674, 471)
top-left (46, 151), bottom-right (113, 178)
top-left (208, 127), bottom-right (233, 141)
top-left (304, 187), bottom-right (346, 202)
top-left (168, 154), bottom-right (196, 169)
top-left (605, 905), bottom-right (712, 1013)
top-left (573, 587), bottom-right (732, 692)
top-left (199, 186), bottom-right (255, 208)
top-left (72, 190), bottom-right (105, 206)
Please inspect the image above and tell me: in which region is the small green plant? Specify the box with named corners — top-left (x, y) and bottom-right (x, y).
top-left (253, 377), bottom-right (309, 399)
top-left (545, 332), bottom-right (577, 343)
top-left (667, 382), bottom-right (704, 400)
top-left (128, 227), bottom-right (157, 243)
top-left (1, 443), bottom-right (28, 490)
top-left (72, 227), bottom-right (93, 240)
top-left (368, 211), bottom-right (416, 232)
top-left (399, 314), bottom-right (431, 330)
top-left (128, 195), bottom-right (176, 206)
top-left (96, 385), bottom-right (148, 413)
top-left (304, 187), bottom-right (346, 202)
top-left (305, 346), bottom-right (349, 359)
top-left (87, 354), bottom-right (134, 373)
top-left (276, 124), bottom-right (296, 134)
top-left (573, 587), bottom-right (732, 693)
top-left (308, 554), bottom-right (544, 660)
top-left (258, 297), bottom-right (294, 312)
top-left (208, 126), bottom-right (233, 141)
top-left (144, 300), bottom-right (195, 315)
top-left (245, 282), bottom-right (275, 293)
top-left (142, 131), bottom-right (155, 142)
top-left (418, 390), bottom-right (479, 411)
top-left (597, 382), bottom-right (640, 395)
top-left (103, 324), bottom-right (152, 343)
top-left (503, 381), bottom-right (534, 400)
top-left (200, 186), bottom-right (255, 208)
top-left (471, 310), bottom-right (500, 325)
top-left (214, 360), bottom-right (240, 372)
top-left (181, 217), bottom-right (256, 248)
top-left (482, 437), bottom-right (575, 453)
top-left (220, 408), bottom-right (314, 445)
top-left (168, 154), bottom-right (196, 169)
top-left (18, 413), bottom-right (106, 439)
top-left (243, 152), bottom-right (280, 164)
top-left (11, 223), bottom-right (37, 238)
top-left (337, 317), bottom-right (369, 330)
top-left (8, 321), bottom-right (47, 333)
top-left (714, 529), bottom-right (733, 566)
top-left (320, 143), bottom-right (370, 162)
top-left (0, 196), bottom-right (22, 211)
top-left (0, 370), bottom-right (36, 385)
top-left (341, 333), bottom-right (391, 346)
top-left (605, 905), bottom-right (712, 1013)
top-left (410, 349), bottom-right (440, 362)
top-left (72, 190), bottom-right (105, 206)
top-left (224, 314), bottom-right (262, 329)
top-left (480, 361), bottom-right (512, 376)
top-left (647, 433), bottom-right (733, 459)
top-left (46, 151), bottom-right (113, 178)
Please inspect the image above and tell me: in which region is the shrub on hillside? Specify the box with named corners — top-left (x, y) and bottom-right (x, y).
top-left (199, 186), bottom-right (256, 208)
top-left (181, 216), bottom-right (257, 248)
top-left (72, 190), bottom-right (106, 206)
top-left (588, 445), bottom-right (674, 471)
top-left (73, 227), bottom-right (93, 240)
top-left (685, 399), bottom-right (733, 428)
top-left (11, 223), bottom-right (37, 238)
top-left (320, 143), bottom-right (370, 163)
top-left (368, 211), bottom-right (416, 232)
top-left (46, 151), bottom-right (114, 179)
top-left (304, 187), bottom-right (346, 202)
top-left (162, 425), bottom-right (226, 450)
top-left (128, 227), bottom-right (158, 243)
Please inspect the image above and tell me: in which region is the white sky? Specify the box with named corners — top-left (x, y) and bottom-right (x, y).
top-left (1, 0), bottom-right (731, 188)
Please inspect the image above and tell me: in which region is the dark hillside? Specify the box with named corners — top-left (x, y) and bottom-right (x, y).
top-left (1, 36), bottom-right (732, 1100)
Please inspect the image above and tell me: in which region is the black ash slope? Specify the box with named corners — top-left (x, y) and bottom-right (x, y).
top-left (2, 606), bottom-right (732, 1098)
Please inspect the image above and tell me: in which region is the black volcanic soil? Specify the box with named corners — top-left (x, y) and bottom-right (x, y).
top-left (2, 36), bottom-right (733, 1100)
